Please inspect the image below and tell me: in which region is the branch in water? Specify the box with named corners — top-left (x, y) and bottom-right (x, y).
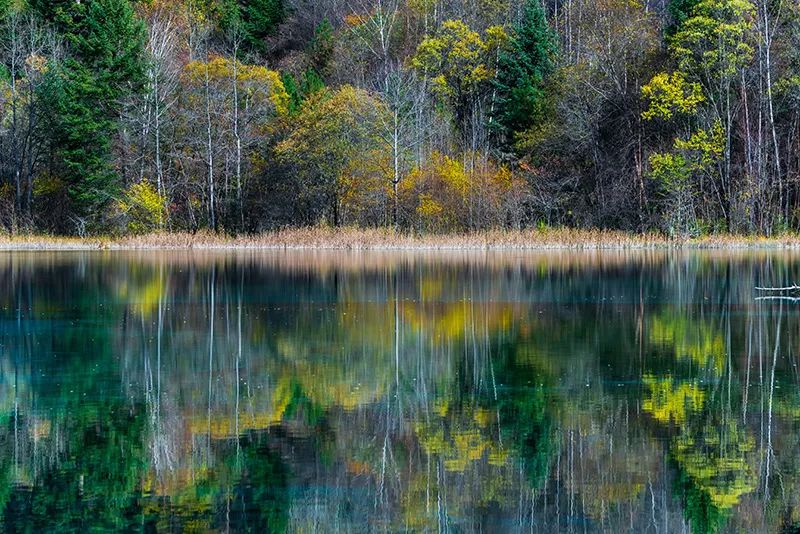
top-left (756, 296), bottom-right (800, 302)
top-left (756, 285), bottom-right (800, 292)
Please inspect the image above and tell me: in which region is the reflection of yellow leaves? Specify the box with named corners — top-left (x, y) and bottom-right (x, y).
top-left (30, 418), bottom-right (51, 442)
top-left (271, 376), bottom-right (294, 424)
top-left (434, 398), bottom-right (450, 417)
top-left (419, 277), bottom-right (444, 301)
top-left (643, 375), bottom-right (705, 424)
top-left (187, 412), bottom-right (276, 439)
top-left (415, 423), bottom-right (447, 455)
top-left (672, 420), bottom-right (756, 509)
top-left (487, 446), bottom-right (509, 466)
top-left (346, 460), bottom-right (373, 476)
top-left (274, 337), bottom-right (387, 411)
top-left (117, 269), bottom-right (167, 318)
top-left (650, 314), bottom-right (726, 374)
top-left (473, 408), bottom-right (494, 428)
top-left (403, 301), bottom-right (513, 342)
top-left (414, 404), bottom-right (508, 473)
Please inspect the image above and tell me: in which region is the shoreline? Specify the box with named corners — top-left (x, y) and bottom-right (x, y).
top-left (4, 228), bottom-right (800, 251)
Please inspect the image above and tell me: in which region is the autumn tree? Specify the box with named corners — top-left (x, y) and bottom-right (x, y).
top-left (276, 86), bottom-right (389, 226)
top-left (412, 19), bottom-right (506, 151)
top-left (644, 0), bottom-right (755, 233)
top-left (178, 56), bottom-right (288, 230)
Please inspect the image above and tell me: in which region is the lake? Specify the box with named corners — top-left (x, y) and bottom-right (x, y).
top-left (0, 249), bottom-right (798, 532)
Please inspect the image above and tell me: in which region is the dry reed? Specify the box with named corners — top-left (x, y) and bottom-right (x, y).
top-left (3, 227), bottom-right (800, 250)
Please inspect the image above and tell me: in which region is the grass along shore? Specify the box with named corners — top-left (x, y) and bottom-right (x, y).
top-left (4, 227), bottom-right (800, 250)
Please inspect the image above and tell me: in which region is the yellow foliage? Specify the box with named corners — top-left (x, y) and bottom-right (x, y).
top-left (414, 405), bottom-right (508, 474)
top-left (670, 0), bottom-right (756, 80)
top-left (32, 174), bottom-right (66, 198)
top-left (118, 180), bottom-right (167, 234)
top-left (674, 121), bottom-right (725, 168)
top-left (412, 20), bottom-right (498, 101)
top-left (182, 56), bottom-right (289, 116)
top-left (642, 71), bottom-right (705, 120)
top-left (416, 193), bottom-right (444, 219)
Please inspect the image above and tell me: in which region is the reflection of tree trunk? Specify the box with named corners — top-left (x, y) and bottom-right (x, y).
top-left (743, 317), bottom-right (753, 422)
top-left (207, 264), bottom-right (216, 461)
top-left (764, 299), bottom-right (781, 500)
top-left (236, 274), bottom-right (242, 455)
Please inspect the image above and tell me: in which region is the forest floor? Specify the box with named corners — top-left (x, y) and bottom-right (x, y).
top-left (4, 227), bottom-right (800, 250)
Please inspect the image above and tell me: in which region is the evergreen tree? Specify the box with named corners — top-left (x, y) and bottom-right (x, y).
top-left (32, 0), bottom-right (146, 231)
top-left (219, 0), bottom-right (284, 53)
top-left (494, 0), bottom-right (556, 145)
top-left (667, 0), bottom-right (701, 35)
top-left (241, 0), bottom-right (284, 50)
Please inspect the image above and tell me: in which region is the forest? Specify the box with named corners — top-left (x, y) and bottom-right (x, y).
top-left (0, 0), bottom-right (798, 237)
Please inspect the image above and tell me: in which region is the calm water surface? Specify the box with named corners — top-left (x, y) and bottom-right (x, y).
top-left (1, 250), bottom-right (799, 533)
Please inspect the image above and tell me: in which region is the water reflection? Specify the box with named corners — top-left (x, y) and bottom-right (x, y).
top-left (0, 250), bottom-right (799, 532)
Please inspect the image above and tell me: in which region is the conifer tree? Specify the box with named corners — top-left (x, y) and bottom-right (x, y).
top-left (32, 0), bottom-right (146, 231)
top-left (494, 0), bottom-right (556, 145)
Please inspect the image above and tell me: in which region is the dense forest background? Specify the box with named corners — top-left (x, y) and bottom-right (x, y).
top-left (0, 0), bottom-right (798, 236)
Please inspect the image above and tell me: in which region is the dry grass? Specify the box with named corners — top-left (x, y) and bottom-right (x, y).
top-left (3, 227), bottom-right (800, 250)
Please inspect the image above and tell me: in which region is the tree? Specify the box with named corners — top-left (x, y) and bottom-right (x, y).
top-left (412, 19), bottom-right (506, 149)
top-left (0, 8), bottom-right (61, 232)
top-left (220, 0), bottom-right (285, 53)
top-left (667, 0), bottom-right (702, 34)
top-left (32, 0), bottom-right (147, 232)
top-left (643, 0), bottom-right (755, 232)
top-left (178, 56), bottom-right (288, 230)
top-left (276, 86), bottom-right (389, 226)
top-left (494, 0), bottom-right (556, 144)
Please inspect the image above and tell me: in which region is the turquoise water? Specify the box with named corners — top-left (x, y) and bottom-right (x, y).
top-left (0, 250), bottom-right (798, 532)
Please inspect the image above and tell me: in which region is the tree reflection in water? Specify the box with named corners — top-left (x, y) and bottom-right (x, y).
top-left (0, 250), bottom-right (798, 532)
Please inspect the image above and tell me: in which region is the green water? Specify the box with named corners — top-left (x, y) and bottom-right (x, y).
top-left (0, 250), bottom-right (799, 533)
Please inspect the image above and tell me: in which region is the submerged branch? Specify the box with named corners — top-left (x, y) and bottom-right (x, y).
top-left (755, 296), bottom-right (800, 302)
top-left (755, 285), bottom-right (800, 292)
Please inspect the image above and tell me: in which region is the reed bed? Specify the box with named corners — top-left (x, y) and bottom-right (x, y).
top-left (3, 227), bottom-right (800, 250)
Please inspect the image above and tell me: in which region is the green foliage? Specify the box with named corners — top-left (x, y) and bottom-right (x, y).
top-left (494, 0), bottom-right (557, 142)
top-left (281, 69), bottom-right (328, 116)
top-left (220, 0), bottom-right (285, 52)
top-left (308, 18), bottom-right (334, 77)
top-left (667, 0), bottom-right (702, 35)
top-left (32, 0), bottom-right (147, 231)
top-left (4, 403), bottom-right (148, 531)
top-left (240, 0), bottom-right (284, 48)
top-left (281, 71), bottom-right (302, 114)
